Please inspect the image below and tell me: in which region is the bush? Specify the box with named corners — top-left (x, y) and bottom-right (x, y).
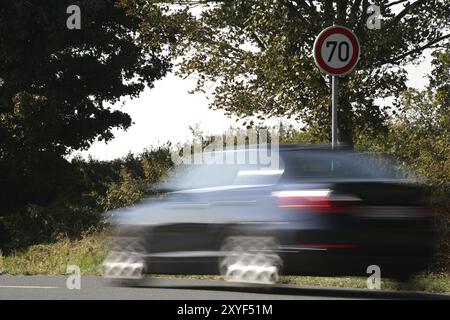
top-left (354, 84), bottom-right (449, 272)
top-left (0, 144), bottom-right (173, 252)
top-left (1, 195), bottom-right (104, 253)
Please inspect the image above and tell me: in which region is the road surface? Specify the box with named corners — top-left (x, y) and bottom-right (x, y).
top-left (0, 276), bottom-right (448, 300)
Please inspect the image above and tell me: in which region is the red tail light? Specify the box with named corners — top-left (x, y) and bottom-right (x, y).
top-left (273, 189), bottom-right (358, 214)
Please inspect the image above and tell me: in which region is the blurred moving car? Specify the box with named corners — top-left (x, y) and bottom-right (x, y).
top-left (103, 145), bottom-right (436, 284)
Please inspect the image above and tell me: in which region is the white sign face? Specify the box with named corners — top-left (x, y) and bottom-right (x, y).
top-left (314, 26), bottom-right (360, 76)
top-left (320, 33), bottom-right (355, 69)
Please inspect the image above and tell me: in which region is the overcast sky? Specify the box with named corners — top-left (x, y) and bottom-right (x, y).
top-left (74, 50), bottom-right (433, 161)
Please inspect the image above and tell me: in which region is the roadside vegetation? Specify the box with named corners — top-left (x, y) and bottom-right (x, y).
top-left (1, 231), bottom-right (449, 294)
top-left (0, 51), bottom-right (448, 284)
top-left (0, 232), bottom-right (107, 276)
top-left (0, 1), bottom-right (447, 294)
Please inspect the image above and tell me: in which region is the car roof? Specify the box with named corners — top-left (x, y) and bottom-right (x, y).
top-left (202, 143), bottom-right (353, 154)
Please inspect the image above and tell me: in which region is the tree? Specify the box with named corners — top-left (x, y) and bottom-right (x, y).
top-left (0, 1), bottom-right (175, 217)
top-left (356, 48), bottom-right (449, 192)
top-left (355, 49), bottom-right (449, 271)
top-left (122, 0), bottom-right (449, 144)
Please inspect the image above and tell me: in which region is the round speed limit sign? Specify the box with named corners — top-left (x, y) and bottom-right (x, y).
top-left (313, 26), bottom-right (360, 76)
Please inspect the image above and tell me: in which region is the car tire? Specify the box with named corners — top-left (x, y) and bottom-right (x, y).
top-left (219, 236), bottom-right (282, 284)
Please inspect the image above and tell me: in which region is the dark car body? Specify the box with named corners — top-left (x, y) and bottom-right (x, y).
top-left (104, 145), bottom-right (436, 282)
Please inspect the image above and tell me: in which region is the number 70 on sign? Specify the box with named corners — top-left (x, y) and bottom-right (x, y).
top-left (313, 26), bottom-right (360, 77)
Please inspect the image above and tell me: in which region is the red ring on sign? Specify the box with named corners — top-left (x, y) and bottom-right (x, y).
top-left (314, 26), bottom-right (360, 76)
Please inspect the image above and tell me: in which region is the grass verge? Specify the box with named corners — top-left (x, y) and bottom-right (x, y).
top-left (280, 275), bottom-right (450, 294)
top-left (0, 232), bottom-right (449, 294)
top-left (0, 232), bottom-right (107, 275)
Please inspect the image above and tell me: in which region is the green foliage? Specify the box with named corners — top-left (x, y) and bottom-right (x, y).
top-left (1, 231), bottom-right (449, 290)
top-left (122, 0), bottom-right (449, 144)
top-left (0, 0), bottom-right (175, 249)
top-left (0, 0), bottom-right (172, 156)
top-left (102, 167), bottom-right (146, 211)
top-left (278, 123), bottom-right (328, 144)
top-left (263, 50), bottom-right (450, 271)
top-left (0, 232), bottom-right (107, 275)
top-left (0, 144), bottom-right (173, 252)
top-left (2, 195), bottom-right (103, 253)
top-left (99, 146), bottom-right (174, 210)
top-left (354, 49), bottom-right (450, 272)
top-left (355, 50), bottom-right (449, 192)
top-left (0, 0), bottom-right (448, 267)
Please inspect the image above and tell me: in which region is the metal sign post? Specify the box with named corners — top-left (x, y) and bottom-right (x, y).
top-left (332, 75), bottom-right (338, 149)
top-left (313, 26), bottom-right (360, 149)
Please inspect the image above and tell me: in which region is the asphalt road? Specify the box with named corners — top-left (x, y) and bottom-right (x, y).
top-left (0, 276), bottom-right (448, 300)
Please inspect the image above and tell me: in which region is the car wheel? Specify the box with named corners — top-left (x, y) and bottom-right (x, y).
top-left (219, 236), bottom-right (282, 284)
top-left (102, 237), bottom-right (146, 284)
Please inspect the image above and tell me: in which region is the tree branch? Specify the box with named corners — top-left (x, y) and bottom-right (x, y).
top-left (386, 0), bottom-right (426, 28)
top-left (323, 0), bottom-right (335, 26)
top-left (292, 0), bottom-right (320, 19)
top-left (349, 0), bottom-right (362, 26)
top-left (336, 0), bottom-right (349, 25)
top-left (385, 0), bottom-right (410, 8)
top-left (251, 32), bottom-right (267, 51)
top-left (380, 33), bottom-right (450, 65)
top-left (292, 0), bottom-right (311, 8)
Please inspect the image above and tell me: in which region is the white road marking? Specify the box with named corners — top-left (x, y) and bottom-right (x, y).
top-left (0, 285), bottom-right (58, 289)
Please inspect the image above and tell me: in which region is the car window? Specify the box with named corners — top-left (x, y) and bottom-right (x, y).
top-left (280, 151), bottom-right (408, 181)
top-left (159, 149), bottom-right (283, 190)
